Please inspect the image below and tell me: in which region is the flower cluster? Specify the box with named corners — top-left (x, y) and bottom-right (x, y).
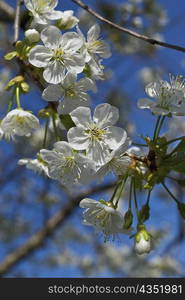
top-left (2, 0), bottom-right (185, 254)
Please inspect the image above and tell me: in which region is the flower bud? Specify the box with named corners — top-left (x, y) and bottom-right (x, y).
top-left (134, 224), bottom-right (151, 255)
top-left (123, 209), bottom-right (133, 229)
top-left (25, 29), bottom-right (40, 43)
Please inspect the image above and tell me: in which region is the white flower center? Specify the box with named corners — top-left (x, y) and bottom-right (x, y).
top-left (52, 48), bottom-right (65, 61)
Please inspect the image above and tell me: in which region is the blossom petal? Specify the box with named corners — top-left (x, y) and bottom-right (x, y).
top-left (61, 32), bottom-right (83, 52)
top-left (104, 126), bottom-right (127, 150)
top-left (42, 84), bottom-right (64, 102)
top-left (43, 61), bottom-right (65, 84)
top-left (70, 106), bottom-right (92, 128)
top-left (87, 24), bottom-right (100, 42)
top-left (41, 25), bottom-right (62, 48)
top-left (53, 141), bottom-right (73, 155)
top-left (29, 45), bottom-right (52, 67)
top-left (67, 127), bottom-right (89, 150)
top-left (46, 10), bottom-right (63, 20)
top-left (137, 98), bottom-right (154, 109)
top-left (93, 103), bottom-right (119, 128)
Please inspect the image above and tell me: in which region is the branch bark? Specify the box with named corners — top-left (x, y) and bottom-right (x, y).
top-left (0, 182), bottom-right (115, 276)
top-left (71, 0), bottom-right (185, 54)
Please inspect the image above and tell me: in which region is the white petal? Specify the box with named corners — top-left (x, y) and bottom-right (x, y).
top-left (41, 25), bottom-right (62, 48)
top-left (63, 71), bottom-right (77, 87)
top-left (104, 126), bottom-right (127, 150)
top-left (46, 10), bottom-right (63, 20)
top-left (80, 198), bottom-right (101, 208)
top-left (137, 98), bottom-right (154, 109)
top-left (77, 77), bottom-right (95, 92)
top-left (64, 53), bottom-right (85, 74)
top-left (70, 106), bottom-right (92, 128)
top-left (87, 24), bottom-right (100, 42)
top-left (59, 95), bottom-right (90, 114)
top-left (61, 32), bottom-right (83, 52)
top-left (29, 45), bottom-right (52, 67)
top-left (93, 103), bottom-right (119, 128)
top-left (43, 61), bottom-right (65, 84)
top-left (42, 84), bottom-right (64, 102)
top-left (67, 127), bottom-right (89, 150)
top-left (53, 141), bottom-right (73, 155)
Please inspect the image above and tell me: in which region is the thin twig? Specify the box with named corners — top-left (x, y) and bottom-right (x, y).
top-left (71, 0), bottom-right (185, 54)
top-left (13, 0), bottom-right (23, 45)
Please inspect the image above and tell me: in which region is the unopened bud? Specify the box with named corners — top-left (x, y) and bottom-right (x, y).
top-left (135, 224), bottom-right (151, 255)
top-left (25, 29), bottom-right (40, 43)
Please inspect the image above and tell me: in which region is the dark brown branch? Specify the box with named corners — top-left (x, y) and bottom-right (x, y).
top-left (71, 0), bottom-right (185, 54)
top-left (0, 182), bottom-right (115, 276)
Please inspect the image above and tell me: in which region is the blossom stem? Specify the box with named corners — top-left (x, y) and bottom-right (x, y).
top-left (114, 176), bottom-right (128, 208)
top-left (133, 177), bottom-right (139, 220)
top-left (42, 119), bottom-right (49, 148)
top-left (161, 181), bottom-right (179, 204)
top-left (129, 179), bottom-right (133, 209)
top-left (109, 180), bottom-right (122, 204)
top-left (52, 115), bottom-right (60, 142)
top-left (15, 85), bottom-right (21, 108)
top-left (155, 116), bottom-right (166, 139)
top-left (153, 115), bottom-right (161, 141)
top-left (146, 189), bottom-right (152, 205)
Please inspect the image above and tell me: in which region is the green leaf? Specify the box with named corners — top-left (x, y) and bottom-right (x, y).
top-left (4, 51), bottom-right (17, 61)
top-left (59, 114), bottom-right (75, 130)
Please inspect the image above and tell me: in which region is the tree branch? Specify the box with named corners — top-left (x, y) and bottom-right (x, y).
top-left (13, 0), bottom-right (24, 45)
top-left (0, 1), bottom-right (15, 23)
top-left (0, 182), bottom-right (115, 276)
top-left (71, 0), bottom-right (185, 54)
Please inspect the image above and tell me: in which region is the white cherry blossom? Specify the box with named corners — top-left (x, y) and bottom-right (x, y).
top-left (24, 0), bottom-right (63, 25)
top-left (40, 141), bottom-right (95, 186)
top-left (96, 138), bottom-right (132, 178)
top-left (67, 103), bottom-right (127, 165)
top-left (18, 157), bottom-right (49, 176)
top-left (57, 10), bottom-right (79, 29)
top-left (138, 76), bottom-right (185, 116)
top-left (29, 26), bottom-right (85, 84)
top-left (42, 72), bottom-right (95, 114)
top-left (78, 24), bottom-right (111, 63)
top-left (1, 109), bottom-right (39, 140)
top-left (80, 198), bottom-right (125, 239)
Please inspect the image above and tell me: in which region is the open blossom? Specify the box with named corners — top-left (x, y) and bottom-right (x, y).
top-left (24, 0), bottom-right (63, 25)
top-left (80, 198), bottom-right (126, 239)
top-left (29, 26), bottom-right (85, 84)
top-left (0, 109), bottom-right (39, 140)
top-left (78, 24), bottom-right (111, 63)
top-left (96, 138), bottom-right (132, 178)
top-left (138, 76), bottom-right (185, 116)
top-left (57, 10), bottom-right (79, 30)
top-left (40, 141), bottom-right (95, 186)
top-left (18, 157), bottom-right (49, 176)
top-left (67, 103), bottom-right (127, 165)
top-left (42, 72), bottom-right (95, 114)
